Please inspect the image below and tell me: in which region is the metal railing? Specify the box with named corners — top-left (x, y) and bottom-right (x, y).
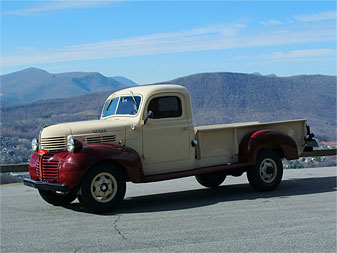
top-left (0, 164), bottom-right (29, 173)
top-left (300, 148), bottom-right (337, 157)
top-left (0, 148), bottom-right (336, 174)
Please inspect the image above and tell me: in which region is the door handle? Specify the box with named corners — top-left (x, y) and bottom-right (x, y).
top-left (183, 127), bottom-right (188, 131)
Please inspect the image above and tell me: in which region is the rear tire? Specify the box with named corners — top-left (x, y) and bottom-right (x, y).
top-left (247, 150), bottom-right (283, 191)
top-left (196, 172), bottom-right (226, 188)
top-left (38, 189), bottom-right (78, 206)
top-left (78, 163), bottom-right (126, 213)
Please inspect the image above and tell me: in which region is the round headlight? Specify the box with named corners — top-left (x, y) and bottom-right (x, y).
top-left (67, 137), bottom-right (83, 153)
top-left (31, 138), bottom-right (38, 151)
top-left (67, 137), bottom-right (75, 152)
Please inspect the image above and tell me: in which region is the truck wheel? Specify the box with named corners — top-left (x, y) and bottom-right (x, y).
top-left (38, 189), bottom-right (78, 206)
top-left (195, 172), bottom-right (226, 188)
top-left (78, 164), bottom-right (126, 213)
top-left (247, 150), bottom-right (283, 192)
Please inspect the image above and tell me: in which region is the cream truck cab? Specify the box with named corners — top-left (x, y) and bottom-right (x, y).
top-left (24, 84), bottom-right (321, 213)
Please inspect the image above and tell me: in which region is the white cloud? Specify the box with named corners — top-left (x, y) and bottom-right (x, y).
top-left (233, 56), bottom-right (249, 61)
top-left (6, 0), bottom-right (119, 16)
top-left (2, 22), bottom-right (336, 67)
top-left (295, 10), bottom-right (337, 22)
top-left (260, 19), bottom-right (284, 26)
top-left (1, 24), bottom-right (245, 66)
top-left (267, 49), bottom-right (336, 60)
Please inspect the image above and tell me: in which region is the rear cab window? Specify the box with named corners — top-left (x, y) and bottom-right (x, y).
top-left (147, 96), bottom-right (182, 119)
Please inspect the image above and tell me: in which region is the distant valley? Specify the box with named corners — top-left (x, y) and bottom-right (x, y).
top-left (1, 70), bottom-right (336, 164)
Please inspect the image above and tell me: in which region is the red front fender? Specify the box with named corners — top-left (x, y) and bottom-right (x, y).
top-left (29, 143), bottom-right (144, 190)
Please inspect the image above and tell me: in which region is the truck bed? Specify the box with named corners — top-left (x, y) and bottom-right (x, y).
top-left (194, 119), bottom-right (307, 167)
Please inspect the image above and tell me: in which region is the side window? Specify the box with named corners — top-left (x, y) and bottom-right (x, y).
top-left (148, 96), bottom-right (182, 119)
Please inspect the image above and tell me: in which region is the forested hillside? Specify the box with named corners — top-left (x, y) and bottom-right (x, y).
top-left (165, 72), bottom-right (336, 141)
top-left (1, 72), bottom-right (336, 164)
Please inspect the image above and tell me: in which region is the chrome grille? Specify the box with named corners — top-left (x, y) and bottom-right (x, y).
top-left (36, 154), bottom-right (60, 182)
top-left (86, 135), bottom-right (116, 144)
top-left (40, 137), bottom-right (66, 152)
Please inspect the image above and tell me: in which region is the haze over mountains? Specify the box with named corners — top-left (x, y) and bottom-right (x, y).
top-left (0, 68), bottom-right (137, 106)
top-left (1, 69), bottom-right (336, 164)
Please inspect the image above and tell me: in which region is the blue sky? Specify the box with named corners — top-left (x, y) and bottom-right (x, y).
top-left (1, 0), bottom-right (336, 84)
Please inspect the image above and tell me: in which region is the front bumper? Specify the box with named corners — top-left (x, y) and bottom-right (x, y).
top-left (23, 178), bottom-right (69, 192)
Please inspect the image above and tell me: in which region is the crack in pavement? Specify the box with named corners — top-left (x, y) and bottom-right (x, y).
top-left (113, 214), bottom-right (127, 241)
top-left (73, 247), bottom-right (81, 253)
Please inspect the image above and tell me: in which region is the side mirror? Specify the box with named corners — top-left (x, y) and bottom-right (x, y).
top-left (144, 110), bottom-right (153, 125)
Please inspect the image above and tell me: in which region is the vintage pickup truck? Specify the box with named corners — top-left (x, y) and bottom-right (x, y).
top-left (24, 84), bottom-right (323, 213)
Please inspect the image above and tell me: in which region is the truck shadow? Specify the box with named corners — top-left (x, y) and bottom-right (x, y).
top-left (64, 176), bottom-right (336, 214)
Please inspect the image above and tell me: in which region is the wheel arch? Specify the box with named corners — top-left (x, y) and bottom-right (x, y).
top-left (239, 129), bottom-right (298, 165)
top-left (82, 144), bottom-right (145, 183)
top-left (85, 159), bottom-right (128, 180)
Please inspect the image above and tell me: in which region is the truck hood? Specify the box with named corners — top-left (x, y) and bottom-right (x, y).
top-left (39, 118), bottom-right (130, 151)
top-left (41, 118), bottom-right (128, 138)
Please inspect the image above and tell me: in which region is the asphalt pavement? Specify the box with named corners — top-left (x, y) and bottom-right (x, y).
top-left (1, 166), bottom-right (336, 252)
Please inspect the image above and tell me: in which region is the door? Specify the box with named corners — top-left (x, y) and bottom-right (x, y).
top-left (142, 94), bottom-right (190, 168)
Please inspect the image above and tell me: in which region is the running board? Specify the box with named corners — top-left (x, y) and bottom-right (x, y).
top-left (143, 162), bottom-right (252, 183)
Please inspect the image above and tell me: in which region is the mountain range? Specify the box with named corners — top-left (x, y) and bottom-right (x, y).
top-left (1, 69), bottom-right (336, 164)
top-left (164, 72), bottom-right (336, 142)
top-left (0, 68), bottom-right (137, 106)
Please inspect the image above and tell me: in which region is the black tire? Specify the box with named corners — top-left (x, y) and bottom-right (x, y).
top-left (38, 189), bottom-right (78, 206)
top-left (78, 163), bottom-right (126, 213)
top-left (247, 150), bottom-right (283, 192)
top-left (196, 172), bottom-right (226, 188)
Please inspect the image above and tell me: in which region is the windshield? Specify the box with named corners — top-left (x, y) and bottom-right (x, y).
top-left (102, 96), bottom-right (141, 118)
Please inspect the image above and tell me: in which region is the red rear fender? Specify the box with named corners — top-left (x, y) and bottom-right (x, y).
top-left (239, 129), bottom-right (298, 164)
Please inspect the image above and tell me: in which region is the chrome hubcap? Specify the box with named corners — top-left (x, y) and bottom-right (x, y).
top-left (259, 158), bottom-right (277, 183)
top-left (90, 172), bottom-right (117, 203)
